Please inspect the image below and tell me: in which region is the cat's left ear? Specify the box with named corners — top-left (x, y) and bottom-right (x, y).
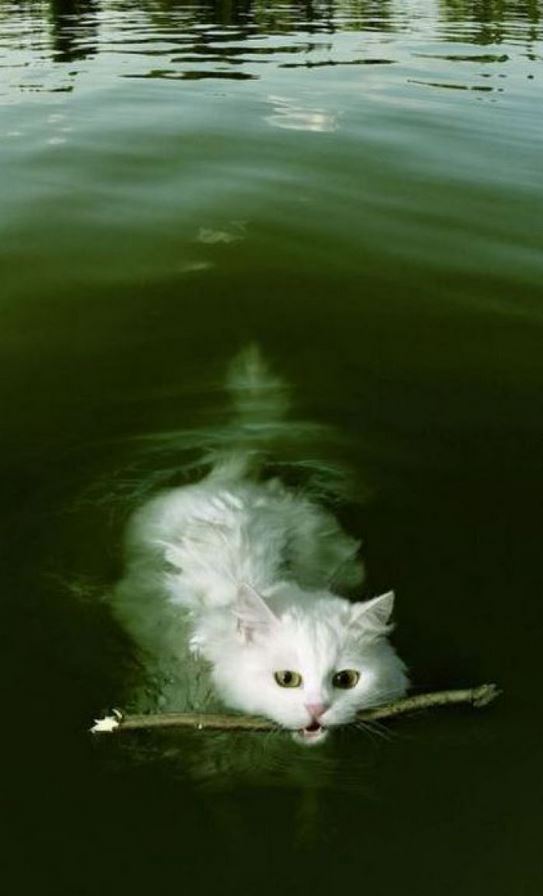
top-left (349, 591), bottom-right (395, 636)
top-left (234, 583), bottom-right (279, 643)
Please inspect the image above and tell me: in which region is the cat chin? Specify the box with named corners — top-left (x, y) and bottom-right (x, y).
top-left (291, 725), bottom-right (330, 747)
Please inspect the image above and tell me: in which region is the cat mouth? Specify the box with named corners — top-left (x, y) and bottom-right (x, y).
top-left (305, 720), bottom-right (323, 734)
top-left (292, 721), bottom-right (328, 746)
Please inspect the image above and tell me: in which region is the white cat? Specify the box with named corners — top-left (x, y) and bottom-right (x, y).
top-left (112, 347), bottom-right (408, 745)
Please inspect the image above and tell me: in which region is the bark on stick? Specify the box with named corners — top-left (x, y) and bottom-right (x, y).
top-left (90, 683), bottom-right (500, 735)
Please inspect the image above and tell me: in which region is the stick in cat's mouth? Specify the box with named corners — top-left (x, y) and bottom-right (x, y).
top-left (90, 683), bottom-right (500, 737)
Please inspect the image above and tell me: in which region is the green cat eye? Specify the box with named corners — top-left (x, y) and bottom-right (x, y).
top-left (332, 669), bottom-right (360, 689)
top-left (274, 670), bottom-right (303, 688)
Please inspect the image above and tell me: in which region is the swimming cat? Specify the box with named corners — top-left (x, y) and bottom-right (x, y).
top-left (112, 347), bottom-right (408, 745)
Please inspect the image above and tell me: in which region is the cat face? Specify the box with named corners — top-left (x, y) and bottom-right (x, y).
top-left (202, 586), bottom-right (408, 745)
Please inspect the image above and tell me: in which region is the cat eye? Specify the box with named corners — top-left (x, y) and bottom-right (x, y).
top-left (332, 669), bottom-right (360, 689)
top-left (274, 670), bottom-right (303, 688)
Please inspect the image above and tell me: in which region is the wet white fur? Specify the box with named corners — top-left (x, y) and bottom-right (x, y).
top-left (112, 351), bottom-right (408, 744)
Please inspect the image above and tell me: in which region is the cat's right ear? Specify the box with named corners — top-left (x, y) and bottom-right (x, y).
top-left (234, 583), bottom-right (278, 643)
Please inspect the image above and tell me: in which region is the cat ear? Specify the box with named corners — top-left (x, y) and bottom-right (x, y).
top-left (349, 591), bottom-right (395, 636)
top-left (234, 583), bottom-right (278, 643)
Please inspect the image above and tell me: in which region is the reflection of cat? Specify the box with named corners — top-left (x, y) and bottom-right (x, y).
top-left (112, 347), bottom-right (408, 745)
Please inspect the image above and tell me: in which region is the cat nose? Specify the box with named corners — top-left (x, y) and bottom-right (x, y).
top-left (305, 702), bottom-right (328, 720)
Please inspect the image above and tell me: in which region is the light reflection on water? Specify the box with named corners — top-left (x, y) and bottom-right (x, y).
top-left (0, 0), bottom-right (540, 96)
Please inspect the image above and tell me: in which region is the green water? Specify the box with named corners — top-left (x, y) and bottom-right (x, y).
top-left (2, 0), bottom-right (543, 893)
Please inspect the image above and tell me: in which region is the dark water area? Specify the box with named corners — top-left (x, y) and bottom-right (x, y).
top-left (1, 1), bottom-right (543, 894)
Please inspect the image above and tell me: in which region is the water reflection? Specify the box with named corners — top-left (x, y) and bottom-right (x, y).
top-left (266, 93), bottom-right (338, 131)
top-left (49, 0), bottom-right (100, 63)
top-left (125, 66), bottom-right (257, 79)
top-left (0, 0), bottom-right (540, 93)
top-left (99, 715), bottom-right (382, 793)
top-left (438, 0), bottom-right (541, 44)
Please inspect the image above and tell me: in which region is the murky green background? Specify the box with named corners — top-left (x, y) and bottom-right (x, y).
top-left (2, 1), bottom-right (542, 893)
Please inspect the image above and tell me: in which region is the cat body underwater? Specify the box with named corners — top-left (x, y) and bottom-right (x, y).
top-left (112, 348), bottom-right (408, 745)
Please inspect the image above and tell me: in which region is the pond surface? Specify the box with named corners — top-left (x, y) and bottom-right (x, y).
top-left (2, 1), bottom-right (543, 894)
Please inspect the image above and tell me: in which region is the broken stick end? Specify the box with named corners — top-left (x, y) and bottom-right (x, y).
top-left (471, 683), bottom-right (501, 708)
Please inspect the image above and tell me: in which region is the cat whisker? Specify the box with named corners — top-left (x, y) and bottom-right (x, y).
top-left (361, 717), bottom-right (397, 742)
top-left (351, 719), bottom-right (385, 745)
top-left (353, 718), bottom-right (395, 743)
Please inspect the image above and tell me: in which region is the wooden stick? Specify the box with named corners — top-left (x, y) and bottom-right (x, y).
top-left (90, 682), bottom-right (499, 735)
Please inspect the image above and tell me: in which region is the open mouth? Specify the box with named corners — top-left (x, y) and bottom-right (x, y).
top-left (292, 721), bottom-right (328, 746)
top-left (305, 720), bottom-right (322, 734)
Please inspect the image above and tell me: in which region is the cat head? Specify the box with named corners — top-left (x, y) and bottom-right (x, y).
top-left (199, 584), bottom-right (408, 746)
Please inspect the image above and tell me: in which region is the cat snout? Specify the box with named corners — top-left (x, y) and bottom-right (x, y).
top-left (305, 702), bottom-right (328, 720)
